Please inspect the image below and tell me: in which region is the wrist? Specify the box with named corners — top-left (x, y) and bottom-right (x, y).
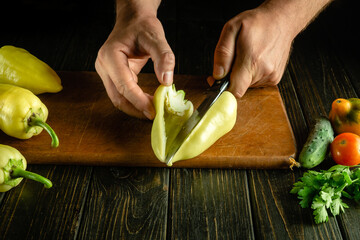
top-left (259, 0), bottom-right (332, 39)
top-left (116, 0), bottom-right (160, 23)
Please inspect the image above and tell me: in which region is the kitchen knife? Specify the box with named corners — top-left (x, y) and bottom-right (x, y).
top-left (165, 76), bottom-right (230, 165)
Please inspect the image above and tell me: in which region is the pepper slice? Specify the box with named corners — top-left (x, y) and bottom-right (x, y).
top-left (0, 45), bottom-right (62, 95)
top-left (151, 85), bottom-right (194, 162)
top-left (151, 84), bottom-right (237, 166)
top-left (0, 83), bottom-right (59, 147)
top-left (0, 144), bottom-right (52, 192)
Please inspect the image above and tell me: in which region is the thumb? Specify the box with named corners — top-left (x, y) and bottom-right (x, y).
top-left (213, 22), bottom-right (240, 79)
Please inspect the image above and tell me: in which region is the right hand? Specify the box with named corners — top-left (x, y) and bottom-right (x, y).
top-left (95, 13), bottom-right (175, 120)
top-left (211, 7), bottom-right (294, 98)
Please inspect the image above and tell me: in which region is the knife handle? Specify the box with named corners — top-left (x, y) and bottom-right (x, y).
top-left (210, 76), bottom-right (230, 94)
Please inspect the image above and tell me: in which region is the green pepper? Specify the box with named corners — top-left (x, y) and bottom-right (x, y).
top-left (0, 83), bottom-right (59, 147)
top-left (0, 144), bottom-right (52, 192)
top-left (0, 45), bottom-right (62, 95)
top-left (151, 84), bottom-right (237, 166)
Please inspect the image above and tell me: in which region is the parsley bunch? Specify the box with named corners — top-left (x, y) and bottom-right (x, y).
top-left (291, 165), bottom-right (360, 224)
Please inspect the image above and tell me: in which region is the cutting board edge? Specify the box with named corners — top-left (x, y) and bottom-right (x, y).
top-left (25, 150), bottom-right (297, 169)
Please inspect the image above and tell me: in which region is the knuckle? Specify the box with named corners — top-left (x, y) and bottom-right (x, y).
top-left (114, 81), bottom-right (126, 96)
top-left (269, 73), bottom-right (281, 86)
top-left (96, 46), bottom-right (107, 64)
top-left (223, 21), bottom-right (237, 34)
top-left (162, 51), bottom-right (175, 66)
top-left (262, 62), bottom-right (275, 77)
top-left (113, 98), bottom-right (124, 110)
top-left (215, 45), bottom-right (233, 58)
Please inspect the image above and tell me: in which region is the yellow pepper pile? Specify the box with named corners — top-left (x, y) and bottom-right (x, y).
top-left (0, 45), bottom-right (61, 191)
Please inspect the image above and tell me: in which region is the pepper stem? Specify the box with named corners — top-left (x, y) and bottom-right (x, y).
top-left (11, 167), bottom-right (53, 189)
top-left (29, 115), bottom-right (59, 148)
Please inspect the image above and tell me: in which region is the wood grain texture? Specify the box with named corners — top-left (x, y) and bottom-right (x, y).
top-left (278, 69), bottom-right (308, 153)
top-left (77, 167), bottom-right (169, 240)
top-left (0, 71), bottom-right (296, 168)
top-left (284, 11), bottom-right (360, 236)
top-left (0, 165), bottom-right (92, 240)
top-left (248, 170), bottom-right (343, 239)
top-left (247, 56), bottom-right (343, 239)
top-left (169, 168), bottom-right (254, 239)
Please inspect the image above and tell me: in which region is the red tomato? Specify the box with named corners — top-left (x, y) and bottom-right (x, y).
top-left (331, 132), bottom-right (360, 166)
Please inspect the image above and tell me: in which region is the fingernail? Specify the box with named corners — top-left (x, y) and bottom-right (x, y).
top-left (213, 65), bottom-right (224, 78)
top-left (162, 71), bottom-right (173, 85)
top-left (143, 110), bottom-right (154, 120)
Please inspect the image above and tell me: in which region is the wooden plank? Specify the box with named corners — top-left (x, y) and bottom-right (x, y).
top-left (278, 69), bottom-right (308, 150)
top-left (169, 168), bottom-right (254, 239)
top-left (247, 12), bottom-right (356, 234)
top-left (0, 165), bottom-right (92, 239)
top-left (77, 167), bottom-right (169, 239)
top-left (249, 169), bottom-right (342, 239)
top-left (168, 11), bottom-right (255, 238)
top-left (247, 71), bottom-right (340, 238)
top-left (271, 14), bottom-right (356, 236)
top-left (312, 2), bottom-right (360, 238)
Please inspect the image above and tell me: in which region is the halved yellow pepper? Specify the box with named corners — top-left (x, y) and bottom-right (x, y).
top-left (151, 84), bottom-right (237, 166)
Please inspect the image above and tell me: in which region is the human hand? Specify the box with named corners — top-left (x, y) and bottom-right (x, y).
top-left (95, 9), bottom-right (175, 119)
top-left (210, 7), bottom-right (295, 98)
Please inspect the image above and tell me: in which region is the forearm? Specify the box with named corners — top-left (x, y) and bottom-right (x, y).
top-left (260, 0), bottom-right (333, 38)
top-left (115, 0), bottom-right (161, 22)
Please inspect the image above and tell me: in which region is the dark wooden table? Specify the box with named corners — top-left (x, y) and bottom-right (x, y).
top-left (0, 0), bottom-right (359, 239)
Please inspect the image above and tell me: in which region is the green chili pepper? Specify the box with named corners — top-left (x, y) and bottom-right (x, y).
top-left (0, 144), bottom-right (52, 192)
top-left (151, 84), bottom-right (237, 166)
top-left (0, 83), bottom-right (59, 147)
top-left (0, 45), bottom-right (62, 95)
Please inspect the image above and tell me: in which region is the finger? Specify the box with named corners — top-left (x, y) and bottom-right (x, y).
top-left (103, 49), bottom-right (155, 119)
top-left (138, 31), bottom-right (175, 86)
top-left (106, 75), bottom-right (146, 118)
top-left (213, 21), bottom-right (241, 79)
top-left (96, 60), bottom-right (149, 118)
top-left (228, 56), bottom-right (252, 98)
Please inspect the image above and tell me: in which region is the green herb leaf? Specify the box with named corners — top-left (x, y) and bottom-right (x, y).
top-left (291, 165), bottom-right (359, 224)
top-left (312, 197), bottom-right (329, 224)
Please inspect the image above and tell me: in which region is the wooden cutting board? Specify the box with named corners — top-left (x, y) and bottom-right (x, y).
top-left (0, 71), bottom-right (296, 168)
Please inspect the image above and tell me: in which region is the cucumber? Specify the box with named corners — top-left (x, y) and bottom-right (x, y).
top-left (299, 117), bottom-right (334, 169)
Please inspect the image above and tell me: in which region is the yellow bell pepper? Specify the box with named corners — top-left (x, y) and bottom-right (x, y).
top-left (0, 84), bottom-right (59, 147)
top-left (0, 144), bottom-right (52, 192)
top-left (0, 45), bottom-right (62, 94)
top-left (151, 84), bottom-right (237, 166)
top-left (329, 98), bottom-right (360, 136)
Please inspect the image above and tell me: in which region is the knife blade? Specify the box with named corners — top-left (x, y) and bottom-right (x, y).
top-left (165, 76), bottom-right (230, 165)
